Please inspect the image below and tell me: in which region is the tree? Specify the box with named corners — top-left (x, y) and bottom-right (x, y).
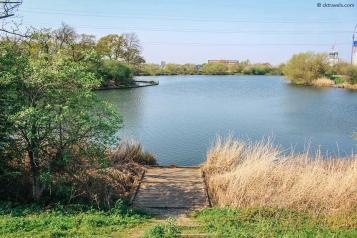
top-left (181, 64), bottom-right (197, 74)
top-left (122, 33), bottom-right (145, 65)
top-left (0, 0), bottom-right (27, 37)
top-left (139, 64), bottom-right (162, 76)
top-left (0, 38), bottom-right (121, 201)
top-left (96, 34), bottom-right (125, 60)
top-left (96, 33), bottom-right (145, 67)
top-left (53, 23), bottom-right (77, 50)
top-left (163, 64), bottom-right (181, 75)
top-left (283, 52), bottom-right (329, 84)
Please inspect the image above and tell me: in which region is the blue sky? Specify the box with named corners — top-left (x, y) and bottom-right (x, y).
top-left (18, 0), bottom-right (357, 64)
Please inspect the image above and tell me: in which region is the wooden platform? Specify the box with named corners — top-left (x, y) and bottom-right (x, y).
top-left (131, 167), bottom-right (210, 216)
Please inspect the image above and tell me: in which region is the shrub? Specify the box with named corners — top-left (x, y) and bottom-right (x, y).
top-left (98, 60), bottom-right (133, 86)
top-left (346, 65), bottom-right (357, 84)
top-left (283, 52), bottom-right (329, 84)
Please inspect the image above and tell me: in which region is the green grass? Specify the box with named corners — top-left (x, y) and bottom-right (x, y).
top-left (194, 208), bottom-right (357, 238)
top-left (141, 218), bottom-right (181, 238)
top-left (0, 202), bottom-right (150, 238)
top-left (2, 204), bottom-right (356, 238)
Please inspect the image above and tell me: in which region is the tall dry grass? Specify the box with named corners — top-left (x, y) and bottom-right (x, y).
top-left (336, 82), bottom-right (357, 90)
top-left (312, 77), bottom-right (335, 87)
top-left (111, 139), bottom-right (157, 166)
top-left (202, 137), bottom-right (357, 213)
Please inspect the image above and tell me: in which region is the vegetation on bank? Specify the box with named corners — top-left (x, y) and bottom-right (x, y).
top-left (0, 202), bottom-right (150, 238)
top-left (0, 21), bottom-right (156, 206)
top-left (283, 52), bottom-right (357, 89)
top-left (0, 24), bottom-right (143, 88)
top-left (194, 208), bottom-right (357, 237)
top-left (202, 137), bottom-right (357, 214)
top-left (139, 61), bottom-right (284, 76)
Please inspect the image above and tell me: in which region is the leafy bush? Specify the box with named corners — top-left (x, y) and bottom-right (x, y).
top-left (346, 65), bottom-right (357, 84)
top-left (98, 60), bottom-right (133, 86)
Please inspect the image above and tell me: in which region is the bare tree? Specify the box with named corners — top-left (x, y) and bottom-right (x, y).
top-left (0, 0), bottom-right (22, 19)
top-left (53, 22), bottom-right (77, 49)
top-left (122, 33), bottom-right (145, 65)
top-left (0, 0), bottom-right (26, 37)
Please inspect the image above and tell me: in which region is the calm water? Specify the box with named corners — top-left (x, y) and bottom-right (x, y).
top-left (97, 75), bottom-right (357, 166)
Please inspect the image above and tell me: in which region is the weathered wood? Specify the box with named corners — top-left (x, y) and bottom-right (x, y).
top-left (132, 167), bottom-right (210, 214)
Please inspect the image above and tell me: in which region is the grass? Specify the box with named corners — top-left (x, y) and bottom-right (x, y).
top-left (202, 136), bottom-right (357, 213)
top-left (112, 139), bottom-right (157, 166)
top-left (194, 208), bottom-right (357, 237)
top-left (141, 218), bottom-right (182, 238)
top-left (0, 202), bottom-right (150, 238)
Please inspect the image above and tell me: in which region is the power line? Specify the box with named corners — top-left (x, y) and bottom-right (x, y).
top-left (33, 23), bottom-right (353, 35)
top-left (142, 42), bottom-right (351, 47)
top-left (21, 9), bottom-right (357, 24)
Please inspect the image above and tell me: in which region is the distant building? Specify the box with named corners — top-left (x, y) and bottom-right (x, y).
top-left (208, 60), bottom-right (239, 65)
top-left (352, 25), bottom-right (357, 66)
top-left (160, 61), bottom-right (166, 68)
top-left (328, 49), bottom-right (339, 66)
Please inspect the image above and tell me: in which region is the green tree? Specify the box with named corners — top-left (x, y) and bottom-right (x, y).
top-left (0, 40), bottom-right (121, 201)
top-left (283, 52), bottom-right (329, 84)
top-left (163, 64), bottom-right (181, 75)
top-left (181, 64), bottom-right (198, 75)
top-left (202, 63), bottom-right (228, 75)
top-left (140, 64), bottom-right (163, 76)
top-left (96, 34), bottom-right (125, 60)
top-left (96, 33), bottom-right (145, 67)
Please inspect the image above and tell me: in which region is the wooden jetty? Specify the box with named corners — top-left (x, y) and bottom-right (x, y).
top-left (131, 166), bottom-right (210, 216)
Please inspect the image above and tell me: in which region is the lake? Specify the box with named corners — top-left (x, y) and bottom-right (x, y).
top-left (97, 75), bottom-right (357, 166)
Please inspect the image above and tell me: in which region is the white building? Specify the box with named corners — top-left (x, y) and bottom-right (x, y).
top-left (328, 50), bottom-right (339, 66)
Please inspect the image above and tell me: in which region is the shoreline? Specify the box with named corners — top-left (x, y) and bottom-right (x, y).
top-left (95, 80), bottom-right (159, 90)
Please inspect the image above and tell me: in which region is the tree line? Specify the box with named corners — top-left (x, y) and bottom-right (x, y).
top-left (139, 61), bottom-right (284, 76)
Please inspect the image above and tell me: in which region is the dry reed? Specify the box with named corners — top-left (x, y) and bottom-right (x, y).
top-left (336, 82), bottom-right (357, 90)
top-left (202, 137), bottom-right (357, 214)
top-left (312, 77), bottom-right (335, 87)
